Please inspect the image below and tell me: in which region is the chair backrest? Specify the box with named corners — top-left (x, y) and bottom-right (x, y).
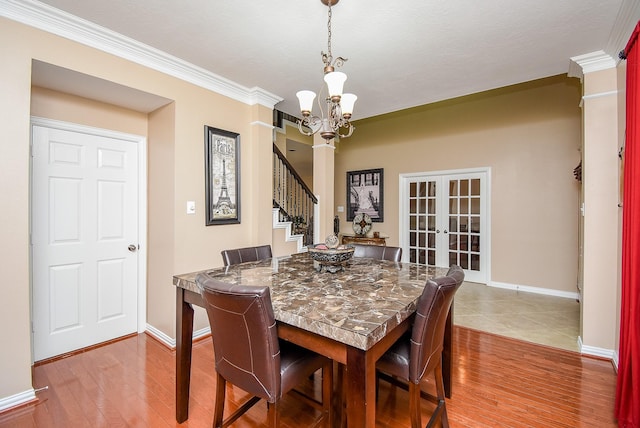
top-left (196, 274), bottom-right (281, 401)
top-left (352, 244), bottom-right (402, 262)
top-left (409, 265), bottom-right (464, 383)
top-left (220, 244), bottom-right (272, 266)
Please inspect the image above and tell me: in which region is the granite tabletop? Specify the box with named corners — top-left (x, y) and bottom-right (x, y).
top-left (173, 252), bottom-right (448, 351)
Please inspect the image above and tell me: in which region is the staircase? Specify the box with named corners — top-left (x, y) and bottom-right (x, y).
top-left (272, 144), bottom-right (317, 252)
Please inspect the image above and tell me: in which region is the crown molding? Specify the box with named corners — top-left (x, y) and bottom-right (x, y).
top-left (605, 0), bottom-right (640, 59)
top-left (568, 50), bottom-right (617, 80)
top-left (0, 0), bottom-right (283, 109)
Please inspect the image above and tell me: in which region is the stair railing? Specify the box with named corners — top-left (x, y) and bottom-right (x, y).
top-left (273, 144), bottom-right (317, 246)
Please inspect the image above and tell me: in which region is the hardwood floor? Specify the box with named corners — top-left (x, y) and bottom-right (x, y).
top-left (0, 327), bottom-right (617, 427)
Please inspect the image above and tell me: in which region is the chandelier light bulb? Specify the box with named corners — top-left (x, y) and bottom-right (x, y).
top-left (340, 93), bottom-right (357, 118)
top-left (296, 90), bottom-right (317, 116)
top-left (324, 71), bottom-right (347, 101)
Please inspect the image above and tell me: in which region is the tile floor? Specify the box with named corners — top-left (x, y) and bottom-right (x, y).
top-left (453, 282), bottom-right (581, 352)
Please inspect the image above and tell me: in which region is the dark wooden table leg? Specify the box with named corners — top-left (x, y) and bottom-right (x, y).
top-left (345, 346), bottom-right (376, 428)
top-left (442, 304), bottom-right (453, 398)
top-left (176, 287), bottom-right (195, 423)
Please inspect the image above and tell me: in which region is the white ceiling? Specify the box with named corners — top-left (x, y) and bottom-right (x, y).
top-left (22, 0), bottom-right (638, 119)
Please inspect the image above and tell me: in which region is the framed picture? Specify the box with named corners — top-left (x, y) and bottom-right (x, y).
top-left (204, 126), bottom-right (240, 225)
top-left (346, 168), bottom-right (384, 222)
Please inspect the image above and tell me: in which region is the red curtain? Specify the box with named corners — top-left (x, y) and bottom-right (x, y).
top-left (616, 21), bottom-right (640, 428)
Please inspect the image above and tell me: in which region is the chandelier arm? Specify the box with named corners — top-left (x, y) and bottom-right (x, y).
top-left (337, 123), bottom-right (354, 139)
top-left (297, 119), bottom-right (313, 136)
top-left (298, 115), bottom-right (322, 136)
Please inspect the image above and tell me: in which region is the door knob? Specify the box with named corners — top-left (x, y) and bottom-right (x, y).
top-left (128, 244), bottom-right (138, 252)
top-left (436, 229), bottom-right (440, 233)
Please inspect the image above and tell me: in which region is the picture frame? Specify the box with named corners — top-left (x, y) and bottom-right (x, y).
top-left (346, 168), bottom-right (384, 222)
top-left (204, 126), bottom-right (240, 225)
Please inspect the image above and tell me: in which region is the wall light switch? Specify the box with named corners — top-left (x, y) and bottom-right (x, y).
top-left (187, 201), bottom-right (196, 214)
top-left (337, 206), bottom-right (344, 212)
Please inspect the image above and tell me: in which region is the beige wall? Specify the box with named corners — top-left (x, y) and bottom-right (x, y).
top-left (580, 67), bottom-right (622, 351)
top-left (0, 17), bottom-right (274, 401)
top-left (335, 76), bottom-right (582, 293)
top-left (31, 86), bottom-right (149, 135)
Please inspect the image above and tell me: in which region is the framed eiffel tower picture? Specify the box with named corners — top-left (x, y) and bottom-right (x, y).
top-left (204, 126), bottom-right (240, 225)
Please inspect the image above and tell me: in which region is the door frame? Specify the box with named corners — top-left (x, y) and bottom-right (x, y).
top-left (399, 167), bottom-right (492, 284)
top-left (29, 116), bottom-right (148, 361)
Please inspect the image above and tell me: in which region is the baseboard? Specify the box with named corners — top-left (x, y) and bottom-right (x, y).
top-left (489, 281), bottom-right (580, 300)
top-left (0, 389), bottom-right (36, 413)
top-left (578, 336), bottom-right (617, 362)
top-left (145, 324), bottom-right (211, 349)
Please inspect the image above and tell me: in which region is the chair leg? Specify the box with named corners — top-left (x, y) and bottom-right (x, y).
top-left (267, 401), bottom-right (278, 428)
top-left (213, 373), bottom-right (226, 428)
top-left (431, 362), bottom-right (449, 428)
top-left (408, 382), bottom-right (422, 428)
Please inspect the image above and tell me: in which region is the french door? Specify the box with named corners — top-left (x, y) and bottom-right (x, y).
top-left (400, 169), bottom-right (490, 283)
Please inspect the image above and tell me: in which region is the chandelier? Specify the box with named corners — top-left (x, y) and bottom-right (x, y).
top-left (296, 0), bottom-right (357, 141)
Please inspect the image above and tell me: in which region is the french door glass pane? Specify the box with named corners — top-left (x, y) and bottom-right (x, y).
top-left (460, 197), bottom-right (469, 214)
top-left (460, 179), bottom-right (469, 196)
top-left (471, 178), bottom-right (480, 196)
top-left (427, 182), bottom-right (436, 197)
top-left (471, 215), bottom-right (480, 232)
top-left (449, 216), bottom-right (457, 232)
top-left (427, 215), bottom-right (435, 231)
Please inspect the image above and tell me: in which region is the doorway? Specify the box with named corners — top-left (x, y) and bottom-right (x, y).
top-left (30, 118), bottom-right (147, 362)
top-left (399, 168), bottom-right (490, 283)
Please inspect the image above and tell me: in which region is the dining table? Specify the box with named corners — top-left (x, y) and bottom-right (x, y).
top-left (173, 252), bottom-right (452, 428)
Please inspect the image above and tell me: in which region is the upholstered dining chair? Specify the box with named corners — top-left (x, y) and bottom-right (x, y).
top-left (351, 243), bottom-right (402, 262)
top-left (220, 244), bottom-right (272, 266)
top-left (376, 265), bottom-right (465, 428)
top-left (196, 274), bottom-right (333, 428)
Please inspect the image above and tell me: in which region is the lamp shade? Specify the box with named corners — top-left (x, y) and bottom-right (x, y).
top-left (323, 71), bottom-right (347, 98)
top-left (296, 90), bottom-right (316, 114)
top-left (340, 93), bottom-right (357, 117)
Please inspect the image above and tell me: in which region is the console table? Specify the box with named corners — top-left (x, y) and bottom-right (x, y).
top-left (342, 234), bottom-right (387, 246)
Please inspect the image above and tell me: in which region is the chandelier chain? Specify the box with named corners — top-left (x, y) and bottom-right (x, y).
top-left (326, 1), bottom-right (333, 65)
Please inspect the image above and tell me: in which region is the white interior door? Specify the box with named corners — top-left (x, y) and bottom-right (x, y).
top-left (31, 121), bottom-right (141, 361)
top-left (400, 169), bottom-right (490, 283)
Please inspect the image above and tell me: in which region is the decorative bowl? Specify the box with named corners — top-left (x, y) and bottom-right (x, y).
top-left (307, 244), bottom-right (355, 273)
